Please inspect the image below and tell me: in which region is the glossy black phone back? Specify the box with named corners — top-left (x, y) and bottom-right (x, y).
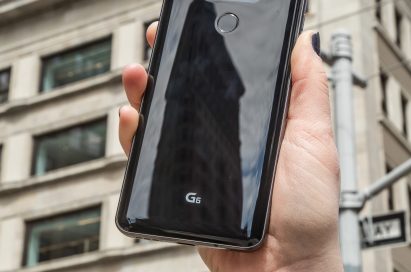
top-left (116, 0), bottom-right (306, 250)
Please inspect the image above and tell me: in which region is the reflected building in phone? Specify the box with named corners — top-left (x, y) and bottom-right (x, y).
top-left (149, 1), bottom-right (245, 238)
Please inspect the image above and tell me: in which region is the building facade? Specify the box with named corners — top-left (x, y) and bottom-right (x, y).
top-left (0, 0), bottom-right (410, 272)
top-left (306, 0), bottom-right (411, 271)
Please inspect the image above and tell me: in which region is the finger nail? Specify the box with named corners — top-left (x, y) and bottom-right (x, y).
top-left (312, 32), bottom-right (321, 57)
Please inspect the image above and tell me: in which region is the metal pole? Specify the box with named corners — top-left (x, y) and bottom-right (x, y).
top-left (362, 158), bottom-right (411, 202)
top-left (331, 30), bottom-right (362, 272)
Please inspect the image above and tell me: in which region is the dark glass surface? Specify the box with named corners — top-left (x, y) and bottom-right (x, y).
top-left (0, 68), bottom-right (10, 104)
top-left (117, 0), bottom-right (306, 249)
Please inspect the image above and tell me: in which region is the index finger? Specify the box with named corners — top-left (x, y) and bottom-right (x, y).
top-left (122, 22), bottom-right (158, 110)
top-left (147, 21), bottom-right (158, 48)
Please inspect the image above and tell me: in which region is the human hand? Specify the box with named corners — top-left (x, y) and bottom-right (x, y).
top-left (119, 22), bottom-right (343, 272)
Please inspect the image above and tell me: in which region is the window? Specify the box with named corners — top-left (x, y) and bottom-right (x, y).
top-left (41, 38), bottom-right (112, 92)
top-left (0, 68), bottom-right (10, 104)
top-left (304, 0), bottom-right (310, 14)
top-left (395, 8), bottom-right (403, 48)
top-left (375, 0), bottom-right (382, 22)
top-left (24, 207), bottom-right (101, 267)
top-left (143, 20), bottom-right (158, 62)
top-left (386, 164), bottom-right (395, 210)
top-left (401, 92), bottom-right (408, 137)
top-left (388, 186), bottom-right (395, 210)
top-left (0, 145), bottom-right (3, 181)
top-left (380, 70), bottom-right (388, 116)
top-left (33, 119), bottom-right (106, 175)
top-left (408, 185), bottom-right (411, 223)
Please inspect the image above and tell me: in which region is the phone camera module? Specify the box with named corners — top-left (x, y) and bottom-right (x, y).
top-left (216, 13), bottom-right (239, 33)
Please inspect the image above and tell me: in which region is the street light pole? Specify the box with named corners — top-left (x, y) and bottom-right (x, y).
top-left (331, 30), bottom-right (363, 272)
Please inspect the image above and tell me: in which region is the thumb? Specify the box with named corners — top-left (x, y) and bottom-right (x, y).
top-left (288, 31), bottom-right (330, 126)
top-left (284, 31), bottom-right (338, 173)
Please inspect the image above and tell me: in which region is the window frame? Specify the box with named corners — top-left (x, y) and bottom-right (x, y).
top-left (31, 117), bottom-right (108, 176)
top-left (22, 205), bottom-right (102, 267)
top-left (39, 36), bottom-right (112, 93)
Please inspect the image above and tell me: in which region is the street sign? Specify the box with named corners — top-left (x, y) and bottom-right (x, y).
top-left (360, 211), bottom-right (408, 249)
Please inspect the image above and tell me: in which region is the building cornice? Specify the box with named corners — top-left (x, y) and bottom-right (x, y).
top-left (380, 116), bottom-right (411, 157)
top-left (0, 154), bottom-right (127, 196)
top-left (374, 24), bottom-right (411, 86)
top-left (11, 242), bottom-right (188, 272)
top-left (0, 0), bottom-right (68, 25)
top-left (0, 68), bottom-right (122, 118)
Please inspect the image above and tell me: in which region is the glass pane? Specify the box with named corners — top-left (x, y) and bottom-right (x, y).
top-left (33, 119), bottom-right (106, 175)
top-left (0, 69), bottom-right (10, 104)
top-left (26, 207), bottom-right (101, 267)
top-left (41, 38), bottom-right (111, 92)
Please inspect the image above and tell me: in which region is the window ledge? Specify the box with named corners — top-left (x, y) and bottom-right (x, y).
top-left (0, 69), bottom-right (122, 117)
top-left (374, 24), bottom-right (411, 74)
top-left (0, 0), bottom-right (67, 24)
top-left (17, 242), bottom-right (186, 272)
top-left (0, 154), bottom-right (127, 196)
top-left (380, 116), bottom-right (411, 154)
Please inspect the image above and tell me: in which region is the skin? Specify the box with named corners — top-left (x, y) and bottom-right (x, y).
top-left (119, 22), bottom-right (343, 272)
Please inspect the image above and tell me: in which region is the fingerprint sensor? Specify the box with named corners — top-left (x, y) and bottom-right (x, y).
top-left (217, 13), bottom-right (239, 33)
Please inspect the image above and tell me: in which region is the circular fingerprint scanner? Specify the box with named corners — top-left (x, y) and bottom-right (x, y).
top-left (217, 13), bottom-right (239, 33)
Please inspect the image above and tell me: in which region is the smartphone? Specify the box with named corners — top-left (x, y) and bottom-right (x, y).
top-left (116, 0), bottom-right (307, 250)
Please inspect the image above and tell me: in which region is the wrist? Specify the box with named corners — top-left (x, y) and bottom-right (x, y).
top-left (275, 252), bottom-right (343, 272)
